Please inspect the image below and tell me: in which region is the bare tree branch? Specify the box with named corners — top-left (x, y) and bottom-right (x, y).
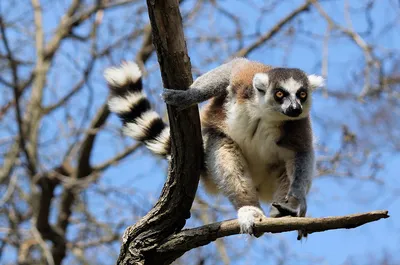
top-left (310, 0), bottom-right (379, 97)
top-left (234, 0), bottom-right (312, 57)
top-left (157, 210), bottom-right (389, 259)
top-left (42, 57), bottom-right (96, 114)
top-left (92, 143), bottom-right (141, 173)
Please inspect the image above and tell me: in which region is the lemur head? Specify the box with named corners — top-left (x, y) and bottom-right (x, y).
top-left (252, 68), bottom-right (324, 120)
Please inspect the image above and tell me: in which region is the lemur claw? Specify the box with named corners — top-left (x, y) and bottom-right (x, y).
top-left (271, 202), bottom-right (298, 217)
top-left (287, 192), bottom-right (307, 218)
top-left (297, 230), bottom-right (308, 241)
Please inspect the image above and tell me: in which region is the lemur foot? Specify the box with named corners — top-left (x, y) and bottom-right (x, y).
top-left (271, 194), bottom-right (308, 240)
top-left (162, 88), bottom-right (192, 111)
top-left (237, 206), bottom-right (265, 237)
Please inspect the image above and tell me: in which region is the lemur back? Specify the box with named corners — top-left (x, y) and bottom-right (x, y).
top-left (104, 58), bottom-right (324, 240)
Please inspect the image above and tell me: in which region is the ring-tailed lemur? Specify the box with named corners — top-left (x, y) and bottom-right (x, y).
top-left (104, 58), bottom-right (324, 240)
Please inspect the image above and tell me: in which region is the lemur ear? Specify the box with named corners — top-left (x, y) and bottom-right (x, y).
top-left (253, 73), bottom-right (269, 89)
top-left (308, 75), bottom-right (325, 90)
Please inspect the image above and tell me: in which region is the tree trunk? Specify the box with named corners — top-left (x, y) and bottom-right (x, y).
top-left (116, 0), bottom-right (203, 264)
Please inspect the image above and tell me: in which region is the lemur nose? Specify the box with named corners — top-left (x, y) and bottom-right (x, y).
top-left (286, 105), bottom-right (302, 117)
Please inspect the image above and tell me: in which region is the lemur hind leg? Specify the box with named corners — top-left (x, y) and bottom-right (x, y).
top-left (204, 129), bottom-right (264, 236)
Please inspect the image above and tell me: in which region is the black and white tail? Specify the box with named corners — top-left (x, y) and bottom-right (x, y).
top-left (104, 62), bottom-right (171, 157)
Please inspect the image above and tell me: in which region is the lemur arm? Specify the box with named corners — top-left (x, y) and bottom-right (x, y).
top-left (287, 151), bottom-right (313, 215)
top-left (272, 151), bottom-right (314, 215)
top-left (273, 117), bottom-right (314, 217)
top-left (271, 151), bottom-right (314, 240)
top-left (162, 58), bottom-right (247, 110)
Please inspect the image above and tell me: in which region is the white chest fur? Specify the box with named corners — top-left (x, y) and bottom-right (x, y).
top-left (226, 102), bottom-right (293, 201)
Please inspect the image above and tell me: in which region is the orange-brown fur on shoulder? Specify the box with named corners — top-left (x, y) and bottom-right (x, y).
top-left (231, 61), bottom-right (272, 104)
top-left (201, 60), bottom-right (272, 132)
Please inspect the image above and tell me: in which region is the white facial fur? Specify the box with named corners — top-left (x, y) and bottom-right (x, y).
top-left (279, 77), bottom-right (302, 93)
top-left (252, 74), bottom-right (313, 120)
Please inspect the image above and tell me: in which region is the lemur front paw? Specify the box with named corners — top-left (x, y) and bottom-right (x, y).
top-left (271, 193), bottom-right (307, 217)
top-left (162, 89), bottom-right (192, 111)
top-left (270, 202), bottom-right (298, 217)
top-left (271, 193), bottom-right (308, 240)
top-left (237, 206), bottom-right (265, 237)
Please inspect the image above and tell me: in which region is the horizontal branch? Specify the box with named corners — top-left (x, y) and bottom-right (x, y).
top-left (157, 210), bottom-right (389, 259)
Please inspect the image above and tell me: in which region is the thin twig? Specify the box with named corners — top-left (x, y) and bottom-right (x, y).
top-left (31, 223), bottom-right (55, 265)
top-left (0, 174), bottom-right (18, 207)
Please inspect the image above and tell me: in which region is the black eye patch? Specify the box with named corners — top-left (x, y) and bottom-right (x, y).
top-left (296, 87), bottom-right (308, 101)
top-left (273, 87), bottom-right (289, 102)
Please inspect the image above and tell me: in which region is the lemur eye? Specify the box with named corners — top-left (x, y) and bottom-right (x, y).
top-left (299, 91), bottom-right (307, 98)
top-left (275, 91), bottom-right (284, 98)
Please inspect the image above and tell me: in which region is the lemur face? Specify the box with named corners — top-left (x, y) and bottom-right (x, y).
top-left (252, 68), bottom-right (324, 119)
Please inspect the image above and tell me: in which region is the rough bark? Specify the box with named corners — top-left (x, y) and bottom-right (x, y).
top-left (116, 0), bottom-right (203, 264)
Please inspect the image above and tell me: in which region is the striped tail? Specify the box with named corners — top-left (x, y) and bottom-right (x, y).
top-left (104, 62), bottom-right (171, 158)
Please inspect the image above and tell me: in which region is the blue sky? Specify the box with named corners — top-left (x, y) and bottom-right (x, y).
top-left (96, 1), bottom-right (399, 264)
top-left (1, 0), bottom-right (399, 264)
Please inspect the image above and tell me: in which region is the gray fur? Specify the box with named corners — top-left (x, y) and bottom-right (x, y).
top-left (162, 58), bottom-right (247, 110)
top-left (106, 58), bottom-right (324, 240)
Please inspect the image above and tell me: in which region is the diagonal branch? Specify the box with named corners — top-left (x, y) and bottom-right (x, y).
top-left (91, 143), bottom-right (141, 173)
top-left (309, 0), bottom-right (378, 97)
top-left (42, 57), bottom-right (96, 114)
top-left (234, 0), bottom-right (312, 57)
top-left (44, 0), bottom-right (138, 61)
